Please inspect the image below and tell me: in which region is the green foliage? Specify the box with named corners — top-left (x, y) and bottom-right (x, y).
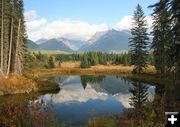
top-left (0, 0), bottom-right (27, 75)
top-left (33, 50), bottom-right (71, 55)
top-left (80, 52), bottom-right (132, 68)
top-left (55, 53), bottom-right (81, 62)
top-left (80, 53), bottom-right (91, 68)
top-left (150, 1), bottom-right (173, 75)
top-left (150, 0), bottom-right (180, 85)
top-left (129, 82), bottom-right (148, 109)
top-left (24, 52), bottom-right (55, 69)
top-left (129, 4), bottom-right (149, 74)
top-left (47, 56), bottom-right (55, 68)
top-left (80, 75), bottom-right (105, 89)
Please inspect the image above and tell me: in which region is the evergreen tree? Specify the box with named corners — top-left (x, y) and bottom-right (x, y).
top-left (80, 53), bottom-right (91, 68)
top-left (0, 0), bottom-right (4, 74)
top-left (0, 0), bottom-right (27, 76)
top-left (48, 56), bottom-right (55, 68)
top-left (129, 82), bottom-right (148, 109)
top-left (150, 0), bottom-right (180, 85)
top-left (150, 0), bottom-right (173, 75)
top-left (129, 4), bottom-right (149, 74)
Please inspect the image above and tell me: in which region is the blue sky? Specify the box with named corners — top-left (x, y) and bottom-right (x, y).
top-left (24, 0), bottom-right (157, 25)
top-left (24, 0), bottom-right (158, 41)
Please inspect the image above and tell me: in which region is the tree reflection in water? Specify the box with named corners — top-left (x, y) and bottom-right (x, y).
top-left (129, 82), bottom-right (148, 109)
top-left (80, 75), bottom-right (105, 89)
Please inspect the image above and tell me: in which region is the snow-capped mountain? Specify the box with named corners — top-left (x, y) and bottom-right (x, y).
top-left (38, 39), bottom-right (73, 51)
top-left (80, 29), bottom-right (131, 52)
top-left (35, 39), bottom-right (48, 44)
top-left (88, 30), bottom-right (108, 44)
top-left (27, 29), bottom-right (131, 52)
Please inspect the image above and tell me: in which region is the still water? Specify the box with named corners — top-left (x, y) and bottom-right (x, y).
top-left (38, 75), bottom-right (155, 125)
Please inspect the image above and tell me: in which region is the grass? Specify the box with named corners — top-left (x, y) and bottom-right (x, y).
top-left (0, 75), bottom-right (60, 96)
top-left (31, 50), bottom-right (73, 55)
top-left (32, 65), bottom-right (134, 77)
top-left (60, 61), bottom-right (80, 68)
top-left (0, 76), bottom-right (35, 95)
top-left (30, 64), bottom-right (171, 87)
top-left (0, 64), bottom-right (167, 96)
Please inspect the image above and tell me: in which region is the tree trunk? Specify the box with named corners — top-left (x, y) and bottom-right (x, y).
top-left (14, 19), bottom-right (21, 75)
top-left (6, 16), bottom-right (13, 76)
top-left (1, 0), bottom-right (4, 74)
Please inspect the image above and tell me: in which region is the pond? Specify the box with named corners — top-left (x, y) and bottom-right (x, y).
top-left (1, 74), bottom-right (179, 127)
top-left (37, 75), bottom-right (155, 126)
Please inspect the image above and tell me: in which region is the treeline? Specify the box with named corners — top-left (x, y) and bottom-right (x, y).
top-left (25, 51), bottom-right (154, 69)
top-left (80, 52), bottom-right (131, 68)
top-left (0, 0), bottom-right (26, 76)
top-left (55, 54), bottom-right (81, 62)
top-left (80, 52), bottom-right (154, 68)
top-left (24, 52), bottom-right (56, 69)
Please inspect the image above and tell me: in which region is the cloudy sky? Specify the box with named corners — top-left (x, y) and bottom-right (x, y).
top-left (24, 0), bottom-right (158, 41)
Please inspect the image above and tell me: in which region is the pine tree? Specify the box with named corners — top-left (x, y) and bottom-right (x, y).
top-left (80, 53), bottom-right (91, 68)
top-left (0, 0), bottom-right (4, 75)
top-left (150, 0), bottom-right (173, 75)
top-left (165, 0), bottom-right (180, 83)
top-left (2, 0), bottom-right (11, 74)
top-left (13, 0), bottom-right (27, 75)
top-left (129, 82), bottom-right (148, 109)
top-left (150, 0), bottom-right (180, 85)
top-left (48, 56), bottom-right (55, 68)
top-left (7, 0), bottom-right (14, 76)
top-left (0, 0), bottom-right (27, 76)
top-left (129, 4), bottom-right (149, 74)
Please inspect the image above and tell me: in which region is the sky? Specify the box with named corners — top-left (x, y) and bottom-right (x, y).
top-left (24, 0), bottom-right (158, 41)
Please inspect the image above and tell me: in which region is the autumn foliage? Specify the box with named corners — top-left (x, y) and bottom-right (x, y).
top-left (0, 76), bottom-right (35, 95)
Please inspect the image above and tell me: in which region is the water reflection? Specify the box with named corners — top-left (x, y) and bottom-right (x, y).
top-left (129, 82), bottom-right (149, 109)
top-left (39, 75), bottom-right (155, 125)
top-left (80, 75), bottom-right (105, 89)
top-left (0, 75), bottom-right (179, 126)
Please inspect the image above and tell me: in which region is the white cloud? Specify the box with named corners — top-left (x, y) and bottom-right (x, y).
top-left (28, 19), bottom-right (109, 41)
top-left (24, 10), bottom-right (37, 21)
top-left (26, 18), bottom-right (47, 31)
top-left (115, 15), bottom-right (153, 31)
top-left (115, 16), bottom-right (133, 30)
top-left (44, 84), bottom-right (108, 104)
top-left (145, 16), bottom-right (154, 31)
top-left (26, 11), bottom-right (153, 41)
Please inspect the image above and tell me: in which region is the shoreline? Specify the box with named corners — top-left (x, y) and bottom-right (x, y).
top-left (32, 66), bottom-right (134, 77)
top-left (0, 76), bottom-right (60, 96)
top-left (0, 65), bottom-right (169, 96)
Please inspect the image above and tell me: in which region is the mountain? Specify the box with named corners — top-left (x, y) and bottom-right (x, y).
top-left (88, 30), bottom-right (108, 44)
top-left (27, 38), bottom-right (80, 51)
top-left (59, 38), bottom-right (84, 49)
top-left (57, 38), bottom-right (85, 51)
top-left (27, 29), bottom-right (131, 52)
top-left (80, 29), bottom-right (131, 52)
top-left (35, 39), bottom-right (48, 44)
top-left (35, 38), bottom-right (84, 51)
top-left (39, 39), bottom-right (73, 51)
top-left (27, 40), bottom-right (39, 50)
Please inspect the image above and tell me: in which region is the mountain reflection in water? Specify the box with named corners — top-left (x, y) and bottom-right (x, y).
top-left (39, 75), bottom-right (155, 124)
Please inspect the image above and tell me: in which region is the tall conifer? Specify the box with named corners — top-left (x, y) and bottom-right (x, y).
top-left (129, 4), bottom-right (149, 74)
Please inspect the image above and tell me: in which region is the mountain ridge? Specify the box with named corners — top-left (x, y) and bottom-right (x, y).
top-left (27, 29), bottom-right (131, 52)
